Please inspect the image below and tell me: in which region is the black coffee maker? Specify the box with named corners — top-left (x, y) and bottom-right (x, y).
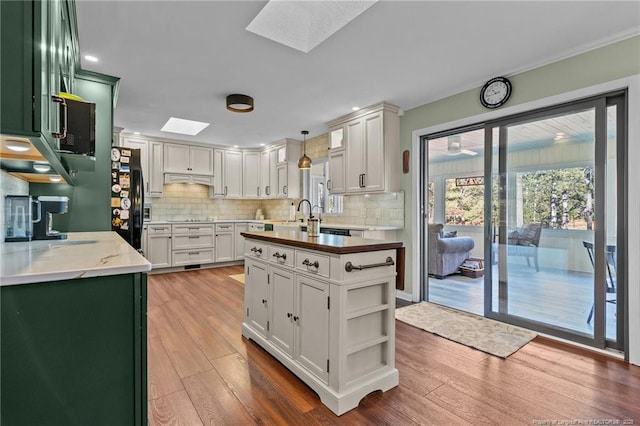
top-left (32, 196), bottom-right (69, 240)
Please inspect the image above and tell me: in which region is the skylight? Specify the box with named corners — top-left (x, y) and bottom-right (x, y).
top-left (246, 0), bottom-right (378, 53)
top-left (160, 117), bottom-right (210, 136)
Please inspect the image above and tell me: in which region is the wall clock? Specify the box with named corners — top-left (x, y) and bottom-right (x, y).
top-left (480, 76), bottom-right (512, 109)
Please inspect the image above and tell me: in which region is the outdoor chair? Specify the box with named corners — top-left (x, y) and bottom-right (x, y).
top-left (507, 223), bottom-right (542, 271)
top-left (582, 241), bottom-right (617, 324)
top-left (427, 224), bottom-right (475, 279)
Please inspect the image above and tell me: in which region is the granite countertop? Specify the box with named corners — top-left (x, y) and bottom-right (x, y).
top-left (0, 232), bottom-right (151, 286)
top-left (241, 230), bottom-right (403, 254)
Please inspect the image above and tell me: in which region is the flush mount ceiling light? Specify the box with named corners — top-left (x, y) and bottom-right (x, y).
top-left (246, 0), bottom-right (378, 53)
top-left (5, 139), bottom-right (32, 152)
top-left (298, 130), bottom-right (312, 170)
top-left (226, 94), bottom-right (254, 113)
top-left (160, 117), bottom-right (210, 136)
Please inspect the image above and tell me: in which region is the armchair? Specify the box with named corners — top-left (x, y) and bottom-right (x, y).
top-left (427, 224), bottom-right (475, 279)
top-left (507, 223), bottom-right (542, 271)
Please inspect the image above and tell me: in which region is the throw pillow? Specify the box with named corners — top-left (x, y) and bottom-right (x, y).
top-left (443, 231), bottom-right (457, 238)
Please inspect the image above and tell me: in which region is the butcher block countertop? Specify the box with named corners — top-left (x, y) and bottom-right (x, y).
top-left (0, 232), bottom-right (151, 286)
top-left (241, 230), bottom-right (403, 254)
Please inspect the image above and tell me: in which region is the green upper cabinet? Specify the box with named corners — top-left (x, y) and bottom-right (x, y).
top-left (1, 0), bottom-right (77, 183)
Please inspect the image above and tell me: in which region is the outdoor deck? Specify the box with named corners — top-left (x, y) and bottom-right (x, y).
top-left (428, 263), bottom-right (618, 341)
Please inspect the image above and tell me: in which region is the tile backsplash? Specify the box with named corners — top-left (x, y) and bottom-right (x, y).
top-left (151, 183), bottom-right (404, 227)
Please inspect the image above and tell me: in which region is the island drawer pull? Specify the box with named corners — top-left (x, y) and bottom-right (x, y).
top-left (251, 247), bottom-right (263, 254)
top-left (345, 257), bottom-right (395, 272)
top-left (188, 251), bottom-right (200, 255)
top-left (302, 258), bottom-right (319, 269)
top-left (272, 252), bottom-right (287, 260)
top-left (188, 236), bottom-right (200, 239)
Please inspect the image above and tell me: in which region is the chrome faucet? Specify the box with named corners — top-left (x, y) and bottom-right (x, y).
top-left (297, 199), bottom-right (313, 222)
top-left (311, 204), bottom-right (323, 223)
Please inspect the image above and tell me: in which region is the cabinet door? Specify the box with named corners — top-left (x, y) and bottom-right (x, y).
top-left (215, 232), bottom-right (234, 262)
top-left (242, 151), bottom-right (261, 198)
top-left (328, 149), bottom-right (346, 194)
top-left (235, 223), bottom-right (247, 260)
top-left (212, 149), bottom-right (225, 196)
top-left (269, 150), bottom-right (278, 197)
top-left (189, 146), bottom-right (214, 175)
top-left (276, 164), bottom-right (288, 198)
top-left (363, 111), bottom-right (384, 191)
top-left (148, 235), bottom-right (172, 268)
top-left (260, 150), bottom-right (271, 197)
top-left (345, 119), bottom-right (365, 193)
top-left (122, 138), bottom-right (149, 196)
top-left (163, 144), bottom-right (190, 173)
top-left (148, 141), bottom-right (164, 197)
top-left (245, 259), bottom-right (269, 337)
top-left (295, 275), bottom-right (329, 383)
top-left (224, 151), bottom-right (243, 197)
top-left (269, 267), bottom-right (295, 356)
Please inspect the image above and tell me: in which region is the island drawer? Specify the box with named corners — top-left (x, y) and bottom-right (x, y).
top-left (147, 224), bottom-right (172, 235)
top-left (172, 234), bottom-right (214, 250)
top-left (172, 248), bottom-right (215, 266)
top-left (268, 244), bottom-right (294, 268)
top-left (341, 250), bottom-right (396, 281)
top-left (172, 224), bottom-right (215, 235)
top-left (245, 241), bottom-right (268, 259)
top-left (295, 250), bottom-right (330, 278)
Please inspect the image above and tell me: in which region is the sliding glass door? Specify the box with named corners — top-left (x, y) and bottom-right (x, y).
top-left (421, 91), bottom-right (626, 352)
top-left (486, 94), bottom-right (625, 350)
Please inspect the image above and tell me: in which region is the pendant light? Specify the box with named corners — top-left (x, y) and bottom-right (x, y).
top-left (297, 130), bottom-right (312, 170)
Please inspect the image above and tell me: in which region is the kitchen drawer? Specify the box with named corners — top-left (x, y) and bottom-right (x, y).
top-left (296, 250), bottom-right (330, 278)
top-left (341, 250), bottom-right (396, 281)
top-left (172, 234), bottom-right (215, 250)
top-left (268, 244), bottom-right (294, 269)
top-left (172, 224), bottom-right (215, 235)
top-left (147, 224), bottom-right (172, 235)
top-left (215, 223), bottom-right (234, 232)
top-left (245, 241), bottom-right (268, 259)
top-left (172, 249), bottom-right (215, 266)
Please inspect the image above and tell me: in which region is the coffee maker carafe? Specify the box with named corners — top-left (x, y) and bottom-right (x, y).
top-left (4, 195), bottom-right (33, 242)
top-left (32, 196), bottom-right (69, 240)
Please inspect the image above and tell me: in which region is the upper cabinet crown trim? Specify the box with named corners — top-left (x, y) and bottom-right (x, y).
top-left (326, 102), bottom-right (400, 128)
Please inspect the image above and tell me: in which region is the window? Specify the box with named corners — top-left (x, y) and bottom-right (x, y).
top-left (303, 158), bottom-right (343, 214)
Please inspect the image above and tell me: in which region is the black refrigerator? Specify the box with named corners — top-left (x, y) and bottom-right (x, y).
top-left (110, 146), bottom-right (144, 250)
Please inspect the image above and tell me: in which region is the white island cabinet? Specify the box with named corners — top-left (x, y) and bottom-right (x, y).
top-left (241, 230), bottom-right (401, 416)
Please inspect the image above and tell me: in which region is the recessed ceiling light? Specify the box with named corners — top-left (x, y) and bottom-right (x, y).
top-left (233, 145), bottom-right (239, 148)
top-left (33, 163), bottom-right (51, 173)
top-left (49, 175), bottom-right (62, 182)
top-left (5, 140), bottom-right (31, 152)
top-left (84, 55), bottom-right (98, 62)
top-left (352, 106), bottom-right (360, 111)
top-left (160, 117), bottom-right (210, 136)
top-left (134, 132), bottom-right (140, 135)
top-left (247, 1), bottom-right (378, 53)
top-left (260, 143), bottom-right (265, 147)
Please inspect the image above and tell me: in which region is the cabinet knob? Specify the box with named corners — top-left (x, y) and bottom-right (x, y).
top-left (287, 312), bottom-right (292, 318)
top-left (262, 299), bottom-right (267, 304)
top-left (302, 258), bottom-right (319, 269)
top-left (293, 315), bottom-right (299, 322)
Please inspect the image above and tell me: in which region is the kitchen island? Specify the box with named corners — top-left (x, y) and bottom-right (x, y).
top-left (0, 232), bottom-right (151, 425)
top-left (241, 230), bottom-right (402, 415)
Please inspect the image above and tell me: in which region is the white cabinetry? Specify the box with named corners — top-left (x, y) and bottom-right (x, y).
top-left (171, 223), bottom-right (215, 266)
top-left (235, 223), bottom-right (248, 260)
top-left (260, 149), bottom-right (278, 198)
top-left (120, 136), bottom-right (164, 197)
top-left (242, 151), bottom-right (261, 198)
top-left (211, 149), bottom-right (242, 198)
top-left (327, 102), bottom-right (400, 194)
top-left (163, 143), bottom-right (214, 175)
top-left (214, 223), bottom-right (234, 262)
top-left (147, 224), bottom-right (172, 268)
top-left (242, 236), bottom-right (398, 415)
top-left (327, 149), bottom-right (346, 194)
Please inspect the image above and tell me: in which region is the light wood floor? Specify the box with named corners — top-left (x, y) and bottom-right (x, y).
top-left (147, 266), bottom-right (640, 425)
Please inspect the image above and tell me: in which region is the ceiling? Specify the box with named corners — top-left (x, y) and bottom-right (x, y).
top-left (75, 1), bottom-right (640, 149)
